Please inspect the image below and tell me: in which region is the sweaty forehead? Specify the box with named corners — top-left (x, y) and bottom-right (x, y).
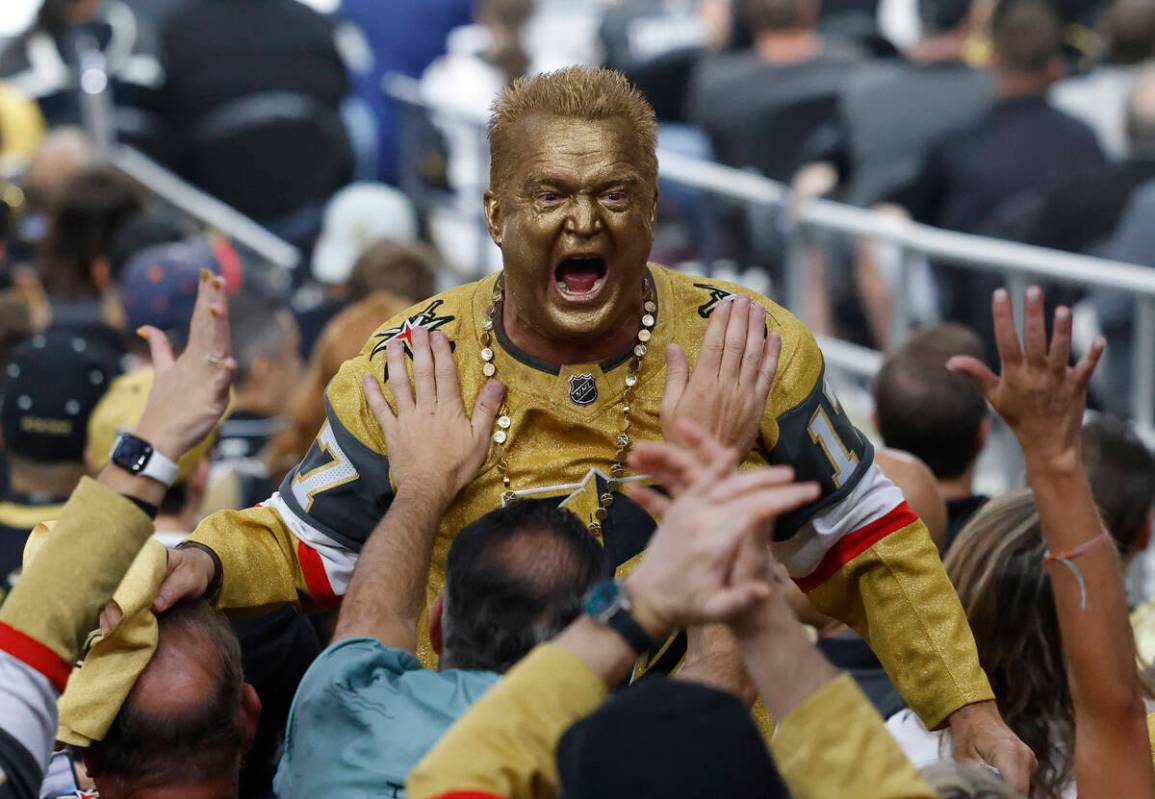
top-left (499, 114), bottom-right (650, 189)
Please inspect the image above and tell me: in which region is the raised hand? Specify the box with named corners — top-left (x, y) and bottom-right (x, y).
top-left (135, 270), bottom-right (236, 461)
top-left (624, 425), bottom-right (819, 633)
top-left (947, 286), bottom-right (1104, 474)
top-left (662, 295), bottom-right (780, 457)
top-left (364, 327), bottom-right (505, 502)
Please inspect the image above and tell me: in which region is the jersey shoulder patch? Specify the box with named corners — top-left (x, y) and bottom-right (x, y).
top-left (358, 278), bottom-right (491, 361)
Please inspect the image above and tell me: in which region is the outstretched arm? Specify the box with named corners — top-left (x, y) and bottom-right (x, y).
top-left (334, 328), bottom-right (503, 647)
top-left (951, 287), bottom-right (1154, 799)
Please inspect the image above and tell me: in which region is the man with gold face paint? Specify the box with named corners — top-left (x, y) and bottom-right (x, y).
top-left (161, 66), bottom-right (1034, 788)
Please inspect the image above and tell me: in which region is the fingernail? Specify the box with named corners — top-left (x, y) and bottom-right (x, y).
top-left (213, 276), bottom-right (225, 290)
top-left (994, 289), bottom-right (1008, 304)
top-left (136, 326), bottom-right (148, 341)
top-left (1056, 306), bottom-right (1070, 320)
top-left (1027, 286), bottom-right (1041, 301)
top-left (200, 269), bottom-right (210, 283)
top-left (210, 305), bottom-right (221, 318)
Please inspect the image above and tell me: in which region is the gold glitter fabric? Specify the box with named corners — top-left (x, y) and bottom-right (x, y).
top-left (189, 264), bottom-right (991, 724)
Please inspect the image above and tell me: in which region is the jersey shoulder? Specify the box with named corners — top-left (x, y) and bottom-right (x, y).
top-left (324, 277), bottom-right (495, 453)
top-left (651, 264), bottom-right (822, 413)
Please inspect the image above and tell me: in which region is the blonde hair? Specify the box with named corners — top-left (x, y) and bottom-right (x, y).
top-left (487, 66), bottom-right (658, 193)
top-left (946, 489), bottom-right (1075, 798)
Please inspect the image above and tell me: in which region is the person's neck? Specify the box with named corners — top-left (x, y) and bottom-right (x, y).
top-left (938, 465), bottom-right (977, 501)
top-left (755, 28), bottom-right (820, 64)
top-left (9, 462), bottom-right (84, 499)
top-left (501, 299), bottom-right (643, 366)
top-left (908, 34), bottom-right (966, 64)
top-left (995, 72), bottom-right (1050, 100)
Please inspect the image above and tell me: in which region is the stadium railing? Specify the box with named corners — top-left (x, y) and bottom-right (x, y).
top-left (384, 73), bottom-right (1155, 441)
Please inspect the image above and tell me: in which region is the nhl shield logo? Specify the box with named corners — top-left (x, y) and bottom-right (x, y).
top-left (568, 373), bottom-right (598, 406)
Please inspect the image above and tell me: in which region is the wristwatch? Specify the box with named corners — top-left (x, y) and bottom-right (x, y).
top-left (583, 580), bottom-right (655, 655)
top-left (110, 432), bottom-right (179, 487)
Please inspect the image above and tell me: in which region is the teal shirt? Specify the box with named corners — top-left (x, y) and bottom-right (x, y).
top-left (274, 637), bottom-right (500, 798)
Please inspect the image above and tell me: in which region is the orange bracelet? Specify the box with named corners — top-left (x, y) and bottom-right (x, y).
top-left (1042, 531), bottom-right (1110, 611)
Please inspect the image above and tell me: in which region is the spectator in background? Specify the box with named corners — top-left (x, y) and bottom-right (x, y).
top-left (887, 489), bottom-right (1076, 798)
top-left (887, 0), bottom-right (1105, 351)
top-left (206, 290), bottom-right (303, 513)
top-left (300, 182), bottom-right (421, 353)
top-left (117, 238), bottom-right (227, 368)
top-left (1052, 0), bottom-right (1155, 159)
top-left (336, 0), bottom-right (472, 183)
top-left (81, 601), bottom-right (262, 798)
top-left (422, 0), bottom-right (535, 276)
top-left (1025, 71), bottom-right (1155, 255)
top-left (1081, 415), bottom-right (1155, 565)
top-left (685, 0), bottom-right (864, 181)
top-left (157, 0), bottom-right (352, 246)
top-left (803, 0), bottom-right (992, 208)
top-left (0, 0), bottom-right (166, 154)
top-left (8, 129), bottom-right (94, 271)
top-left (0, 330), bottom-right (120, 600)
top-left (39, 166), bottom-right (143, 345)
top-left (873, 324), bottom-right (991, 550)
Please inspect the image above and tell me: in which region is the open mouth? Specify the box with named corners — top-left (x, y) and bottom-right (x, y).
top-left (554, 256), bottom-right (608, 301)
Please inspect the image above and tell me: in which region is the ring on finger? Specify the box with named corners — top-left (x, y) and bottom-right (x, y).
top-left (205, 353), bottom-right (226, 366)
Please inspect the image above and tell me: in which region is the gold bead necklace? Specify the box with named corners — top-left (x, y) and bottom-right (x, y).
top-left (480, 275), bottom-right (656, 534)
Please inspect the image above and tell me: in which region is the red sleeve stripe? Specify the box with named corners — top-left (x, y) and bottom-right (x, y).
top-left (430, 793), bottom-right (506, 799)
top-left (297, 540), bottom-right (339, 607)
top-left (794, 501), bottom-right (919, 593)
top-left (0, 621), bottom-right (72, 693)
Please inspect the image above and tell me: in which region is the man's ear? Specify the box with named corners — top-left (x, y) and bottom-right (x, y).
top-left (977, 416), bottom-right (992, 453)
top-left (483, 190), bottom-right (503, 247)
top-left (91, 256), bottom-right (112, 292)
top-left (1138, 509), bottom-right (1154, 553)
top-left (240, 682), bottom-right (262, 751)
top-left (429, 594), bottom-right (445, 655)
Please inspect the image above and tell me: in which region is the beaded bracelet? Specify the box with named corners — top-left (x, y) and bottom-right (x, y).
top-left (1042, 531), bottom-right (1110, 611)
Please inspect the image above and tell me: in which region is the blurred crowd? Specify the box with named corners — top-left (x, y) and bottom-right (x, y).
top-left (0, 1), bottom-right (1151, 799)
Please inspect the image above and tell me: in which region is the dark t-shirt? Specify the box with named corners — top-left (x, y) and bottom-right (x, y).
top-left (159, 0), bottom-right (351, 223)
top-left (943, 494), bottom-right (990, 554)
top-left (686, 46), bottom-right (862, 180)
top-left (888, 96), bottom-right (1105, 346)
top-left (1024, 158), bottom-right (1155, 254)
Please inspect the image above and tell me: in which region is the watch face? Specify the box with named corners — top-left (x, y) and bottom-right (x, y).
top-left (584, 581), bottom-right (621, 621)
top-left (113, 434), bottom-right (153, 474)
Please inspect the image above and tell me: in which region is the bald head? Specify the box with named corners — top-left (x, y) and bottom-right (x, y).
top-left (1127, 71), bottom-right (1155, 151)
top-left (89, 602), bottom-right (255, 798)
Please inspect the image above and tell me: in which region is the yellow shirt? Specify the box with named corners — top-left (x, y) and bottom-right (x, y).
top-left (189, 264), bottom-right (992, 727)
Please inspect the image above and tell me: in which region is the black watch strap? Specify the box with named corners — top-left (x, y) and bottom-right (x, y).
top-left (175, 542), bottom-right (223, 603)
top-left (607, 608), bottom-right (655, 655)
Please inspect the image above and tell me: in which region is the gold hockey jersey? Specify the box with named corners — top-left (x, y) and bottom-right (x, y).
top-left (190, 264), bottom-right (993, 728)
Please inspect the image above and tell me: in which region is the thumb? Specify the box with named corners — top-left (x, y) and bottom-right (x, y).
top-left (471, 380), bottom-right (506, 440)
top-left (947, 355), bottom-right (1000, 398)
top-left (663, 344), bottom-right (689, 414)
top-left (138, 325), bottom-right (175, 370)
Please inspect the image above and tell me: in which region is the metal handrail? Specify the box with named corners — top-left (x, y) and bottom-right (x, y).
top-left (111, 146), bottom-right (301, 272)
